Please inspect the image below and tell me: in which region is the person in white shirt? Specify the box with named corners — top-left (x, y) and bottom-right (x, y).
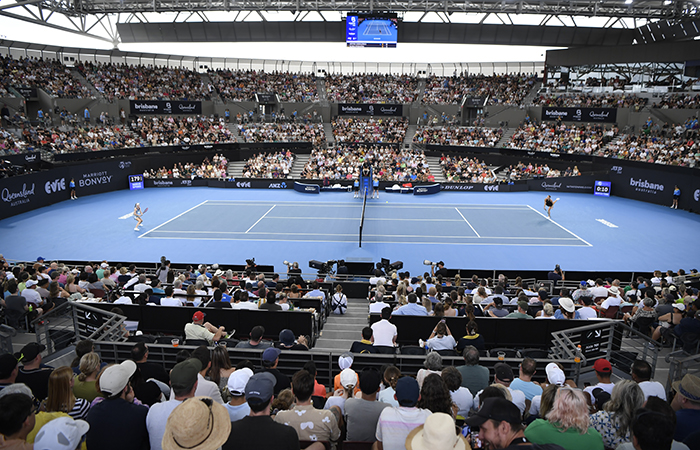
top-left (169, 347), bottom-right (224, 404)
top-left (147, 358), bottom-right (199, 450)
top-left (589, 278), bottom-right (609, 299)
top-left (442, 366), bottom-right (473, 417)
top-left (425, 321), bottom-right (456, 351)
top-left (231, 291), bottom-right (258, 310)
top-left (583, 359), bottom-right (615, 407)
top-left (159, 287), bottom-right (183, 307)
top-left (631, 360), bottom-right (666, 401)
top-left (600, 286), bottom-right (623, 314)
top-left (371, 307), bottom-right (397, 351)
top-left (21, 279), bottom-right (43, 307)
top-left (577, 296), bottom-right (599, 320)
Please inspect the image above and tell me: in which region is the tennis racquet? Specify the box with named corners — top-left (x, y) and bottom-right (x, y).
top-left (142, 207), bottom-right (148, 215)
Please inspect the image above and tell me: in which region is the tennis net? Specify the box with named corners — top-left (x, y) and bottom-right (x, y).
top-left (359, 189), bottom-right (367, 247)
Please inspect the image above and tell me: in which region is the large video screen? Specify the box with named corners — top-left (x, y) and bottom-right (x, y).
top-left (346, 14), bottom-right (398, 48)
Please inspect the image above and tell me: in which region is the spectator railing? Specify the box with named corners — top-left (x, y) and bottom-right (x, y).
top-left (33, 301), bottom-right (129, 356)
top-left (92, 340), bottom-right (581, 387)
top-left (666, 352), bottom-right (700, 399)
top-left (550, 321), bottom-right (660, 377)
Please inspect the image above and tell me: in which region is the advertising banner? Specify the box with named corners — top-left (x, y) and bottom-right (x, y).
top-left (14, 86), bottom-right (37, 99)
top-left (542, 107), bottom-right (617, 123)
top-left (4, 152), bottom-right (41, 168)
top-left (0, 167), bottom-right (71, 218)
top-left (607, 163), bottom-right (699, 210)
top-left (145, 179), bottom-right (208, 188)
top-left (256, 93), bottom-right (277, 103)
top-left (413, 184), bottom-right (441, 195)
top-left (440, 183), bottom-right (509, 192)
top-left (526, 175), bottom-right (597, 193)
top-left (338, 104), bottom-right (403, 117)
top-left (129, 100), bottom-right (202, 115)
top-left (294, 182), bottom-right (320, 194)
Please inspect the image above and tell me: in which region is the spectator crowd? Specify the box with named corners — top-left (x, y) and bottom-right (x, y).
top-left (332, 117), bottom-right (408, 143)
top-left (532, 93), bottom-right (648, 109)
top-left (242, 150), bottom-right (295, 178)
top-left (325, 73), bottom-right (419, 103)
top-left (78, 61), bottom-right (213, 101)
top-left (413, 125), bottom-right (503, 147)
top-left (143, 155), bottom-right (229, 179)
top-left (208, 69), bottom-right (318, 103)
top-left (237, 122), bottom-right (325, 145)
top-left (506, 120), bottom-right (617, 155)
top-left (1, 55), bottom-right (94, 99)
top-left (422, 73), bottom-right (538, 105)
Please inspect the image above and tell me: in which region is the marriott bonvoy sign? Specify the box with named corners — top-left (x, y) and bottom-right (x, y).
top-left (541, 107), bottom-right (617, 123)
top-left (130, 100), bottom-right (202, 115)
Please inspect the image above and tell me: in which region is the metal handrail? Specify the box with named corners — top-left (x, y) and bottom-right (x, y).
top-left (666, 352), bottom-right (700, 396)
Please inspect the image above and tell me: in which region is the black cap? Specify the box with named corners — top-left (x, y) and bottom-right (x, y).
top-left (464, 397), bottom-right (522, 428)
top-left (15, 343), bottom-right (46, 363)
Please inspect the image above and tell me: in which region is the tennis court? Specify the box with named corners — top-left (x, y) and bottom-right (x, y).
top-left (359, 20), bottom-right (397, 41)
top-left (140, 200), bottom-right (590, 247)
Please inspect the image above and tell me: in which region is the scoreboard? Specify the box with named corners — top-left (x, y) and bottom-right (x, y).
top-left (594, 180), bottom-right (611, 197)
top-left (129, 174), bottom-right (144, 190)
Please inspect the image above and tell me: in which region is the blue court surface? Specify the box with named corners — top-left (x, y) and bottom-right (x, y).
top-left (359, 19), bottom-right (397, 42)
top-left (1, 187), bottom-right (699, 275)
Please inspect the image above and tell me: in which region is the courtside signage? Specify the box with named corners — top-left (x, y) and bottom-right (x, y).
top-left (130, 100), bottom-right (202, 115)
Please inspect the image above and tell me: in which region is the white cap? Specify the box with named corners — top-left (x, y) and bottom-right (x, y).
top-left (227, 368), bottom-right (254, 395)
top-left (25, 280), bottom-right (38, 287)
top-left (673, 303), bottom-right (686, 311)
top-left (545, 363), bottom-right (566, 386)
top-left (34, 416), bottom-right (90, 450)
top-left (338, 352), bottom-right (354, 370)
top-left (99, 360), bottom-right (137, 396)
top-left (100, 263), bottom-right (109, 268)
top-left (340, 368), bottom-right (357, 389)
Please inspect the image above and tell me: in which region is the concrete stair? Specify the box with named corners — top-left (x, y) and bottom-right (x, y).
top-left (313, 298), bottom-right (368, 352)
top-left (495, 127), bottom-right (516, 148)
top-left (71, 69), bottom-right (103, 100)
top-left (523, 81), bottom-right (543, 106)
top-left (288, 154), bottom-right (310, 179)
top-left (426, 155), bottom-right (447, 183)
top-left (404, 124), bottom-right (417, 145)
top-left (323, 122), bottom-right (335, 144)
top-left (227, 161), bottom-right (246, 178)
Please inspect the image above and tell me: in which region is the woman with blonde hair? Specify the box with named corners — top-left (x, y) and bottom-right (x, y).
top-left (65, 274), bottom-right (85, 295)
top-left (525, 388), bottom-right (603, 449)
top-left (73, 352), bottom-right (101, 402)
top-left (589, 380), bottom-right (644, 449)
top-left (45, 366), bottom-right (91, 419)
top-left (472, 286), bottom-right (489, 304)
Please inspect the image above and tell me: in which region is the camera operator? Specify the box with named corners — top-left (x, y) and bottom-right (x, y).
top-left (286, 262), bottom-right (306, 288)
top-left (431, 261), bottom-right (448, 278)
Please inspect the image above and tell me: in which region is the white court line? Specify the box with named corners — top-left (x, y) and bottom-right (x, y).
top-left (138, 200), bottom-right (209, 238)
top-left (204, 200), bottom-right (530, 208)
top-left (141, 235), bottom-right (589, 246)
top-left (526, 205), bottom-right (593, 247)
top-left (455, 207), bottom-right (481, 238)
top-left (245, 205), bottom-right (276, 233)
top-left (144, 229), bottom-right (580, 240)
top-left (265, 216), bottom-right (467, 222)
top-left (118, 212), bottom-right (134, 220)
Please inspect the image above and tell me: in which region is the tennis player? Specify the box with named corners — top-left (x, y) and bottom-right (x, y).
top-left (672, 185), bottom-right (680, 209)
top-left (544, 195), bottom-right (559, 218)
top-left (134, 203), bottom-right (144, 230)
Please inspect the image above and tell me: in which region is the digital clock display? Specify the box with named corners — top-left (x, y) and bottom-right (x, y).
top-left (594, 180), bottom-right (611, 197)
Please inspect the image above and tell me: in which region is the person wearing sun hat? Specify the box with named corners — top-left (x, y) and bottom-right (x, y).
top-left (554, 297), bottom-right (581, 320)
top-left (162, 396), bottom-right (230, 450)
top-left (671, 373), bottom-right (700, 442)
top-left (405, 412), bottom-right (468, 450)
top-left (33, 416), bottom-right (90, 450)
top-left (333, 352), bottom-right (360, 395)
top-left (85, 360), bottom-right (149, 450)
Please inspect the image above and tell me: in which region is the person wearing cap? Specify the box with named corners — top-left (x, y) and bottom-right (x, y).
top-left (147, 359), bottom-right (201, 450)
top-left (466, 397), bottom-right (564, 450)
top-left (325, 368), bottom-right (357, 414)
top-left (0, 392), bottom-right (37, 449)
top-left (184, 311), bottom-right (226, 345)
top-left (275, 370), bottom-right (341, 444)
top-left (14, 343), bottom-right (53, 401)
top-left (554, 297), bottom-right (582, 320)
top-left (572, 281), bottom-right (592, 302)
top-left (599, 286), bottom-right (623, 314)
top-left (589, 380), bottom-right (644, 449)
top-left (85, 360), bottom-right (149, 450)
top-left (506, 301), bottom-right (534, 319)
top-left (528, 363), bottom-right (569, 417)
top-left (583, 359), bottom-right (615, 407)
top-left (235, 325), bottom-right (272, 349)
top-left (652, 302), bottom-right (685, 343)
top-left (224, 372), bottom-right (305, 450)
top-left (430, 261), bottom-right (448, 279)
top-left (344, 368), bottom-right (390, 442)
top-left (671, 373), bottom-right (700, 442)
top-left (20, 279), bottom-right (43, 309)
top-left (333, 352), bottom-right (360, 395)
top-left (374, 377), bottom-right (432, 450)
top-left (474, 363), bottom-right (527, 415)
top-left (224, 367), bottom-right (253, 422)
top-left (261, 347), bottom-right (291, 395)
top-left (277, 329), bottom-right (309, 351)
top-left (33, 415), bottom-right (89, 450)
top-left (162, 396), bottom-right (230, 450)
top-left (525, 388), bottom-right (603, 450)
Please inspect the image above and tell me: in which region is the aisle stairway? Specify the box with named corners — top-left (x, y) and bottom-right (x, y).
top-left (403, 124), bottom-right (417, 145)
top-left (495, 127), bottom-right (515, 148)
top-left (324, 122), bottom-right (335, 144)
top-left (425, 155), bottom-right (447, 183)
top-left (227, 160), bottom-right (246, 178)
top-left (288, 154), bottom-right (310, 179)
top-left (313, 297), bottom-right (368, 353)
